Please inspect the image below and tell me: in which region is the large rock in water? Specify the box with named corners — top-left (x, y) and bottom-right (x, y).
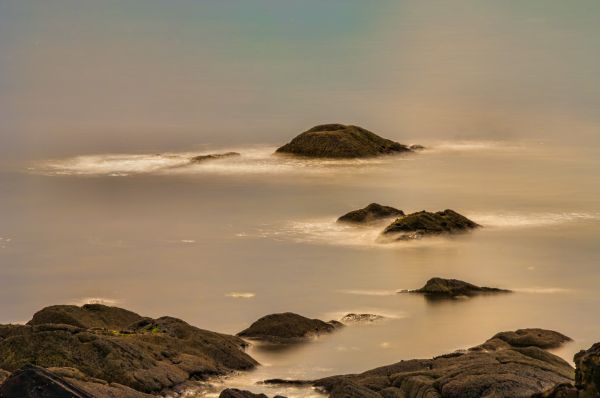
top-left (311, 329), bottom-right (574, 398)
top-left (276, 124), bottom-right (413, 158)
top-left (337, 203), bottom-right (405, 224)
top-left (533, 342), bottom-right (600, 397)
top-left (410, 277), bottom-right (511, 297)
top-left (383, 209), bottom-right (480, 239)
top-left (237, 313), bottom-right (342, 343)
top-left (0, 305), bottom-right (257, 394)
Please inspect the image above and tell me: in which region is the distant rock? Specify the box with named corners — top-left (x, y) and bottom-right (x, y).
top-left (409, 277), bottom-right (510, 297)
top-left (382, 209), bottom-right (480, 239)
top-left (337, 203), bottom-right (405, 224)
top-left (0, 305), bottom-right (257, 395)
top-left (190, 152), bottom-right (240, 163)
top-left (340, 313), bottom-right (385, 324)
top-left (311, 328), bottom-right (574, 398)
top-left (237, 313), bottom-right (342, 343)
top-left (276, 124), bottom-right (414, 158)
top-left (409, 144), bottom-right (426, 151)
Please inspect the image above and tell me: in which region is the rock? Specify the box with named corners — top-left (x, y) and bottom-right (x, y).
top-left (0, 370), bottom-right (9, 385)
top-left (28, 304), bottom-right (143, 330)
top-left (340, 314), bottom-right (385, 324)
top-left (337, 203), bottom-right (405, 224)
top-left (409, 277), bottom-right (510, 297)
top-left (573, 343), bottom-right (600, 397)
top-left (409, 144), bottom-right (426, 151)
top-left (0, 305), bottom-right (257, 394)
top-left (0, 364), bottom-right (96, 398)
top-left (276, 124), bottom-right (413, 158)
top-left (382, 209), bottom-right (480, 239)
top-left (191, 152), bottom-right (240, 163)
top-left (219, 388), bottom-right (268, 398)
top-left (485, 329), bottom-right (572, 350)
top-left (309, 329), bottom-right (574, 398)
top-left (237, 313), bottom-right (342, 343)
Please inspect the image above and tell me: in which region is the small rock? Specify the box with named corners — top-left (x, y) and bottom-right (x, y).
top-left (340, 314), bottom-right (385, 324)
top-left (237, 312), bottom-right (342, 343)
top-left (409, 277), bottom-right (510, 297)
top-left (383, 209), bottom-right (480, 239)
top-left (337, 203), bottom-right (405, 224)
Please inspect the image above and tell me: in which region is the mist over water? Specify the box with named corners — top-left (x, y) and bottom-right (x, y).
top-left (2, 1), bottom-right (600, 397)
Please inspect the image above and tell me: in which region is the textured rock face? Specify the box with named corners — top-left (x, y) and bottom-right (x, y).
top-left (0, 305), bottom-right (257, 394)
top-left (0, 365), bottom-right (96, 398)
top-left (28, 304), bottom-right (143, 330)
top-left (237, 313), bottom-right (341, 343)
top-left (312, 329), bottom-right (574, 398)
top-left (383, 209), bottom-right (480, 239)
top-left (276, 124), bottom-right (412, 158)
top-left (337, 203), bottom-right (405, 224)
top-left (410, 278), bottom-right (510, 297)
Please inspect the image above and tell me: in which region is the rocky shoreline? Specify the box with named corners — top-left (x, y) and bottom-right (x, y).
top-left (1, 304), bottom-right (599, 397)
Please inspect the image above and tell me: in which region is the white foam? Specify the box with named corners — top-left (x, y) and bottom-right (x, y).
top-left (470, 212), bottom-right (600, 228)
top-left (32, 146), bottom-right (396, 177)
top-left (225, 292), bottom-right (256, 299)
top-left (72, 297), bottom-right (119, 306)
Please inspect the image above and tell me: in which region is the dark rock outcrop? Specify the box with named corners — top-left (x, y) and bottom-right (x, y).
top-left (0, 364), bottom-right (96, 398)
top-left (219, 388), bottom-right (268, 398)
top-left (297, 329), bottom-right (575, 398)
top-left (382, 209), bottom-right (480, 239)
top-left (340, 314), bottom-right (385, 324)
top-left (237, 313), bottom-right (342, 343)
top-left (338, 204), bottom-right (405, 224)
top-left (0, 305), bottom-right (257, 394)
top-left (276, 124), bottom-right (413, 158)
top-left (191, 152), bottom-right (240, 163)
top-left (409, 277), bottom-right (511, 297)
top-left (534, 342), bottom-right (600, 397)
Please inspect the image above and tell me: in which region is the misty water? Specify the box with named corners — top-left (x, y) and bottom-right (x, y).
top-left (1, 140), bottom-right (599, 397)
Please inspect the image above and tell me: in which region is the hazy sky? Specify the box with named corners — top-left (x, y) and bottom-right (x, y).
top-left (1, 0), bottom-right (600, 161)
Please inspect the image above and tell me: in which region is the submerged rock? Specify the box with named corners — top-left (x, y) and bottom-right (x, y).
top-left (409, 144), bottom-right (426, 151)
top-left (0, 305), bottom-right (257, 395)
top-left (382, 209), bottom-right (480, 239)
top-left (409, 277), bottom-right (510, 297)
top-left (311, 329), bottom-right (574, 398)
top-left (190, 152), bottom-right (240, 163)
top-left (340, 313), bottom-right (385, 324)
top-left (276, 124), bottom-right (413, 158)
top-left (237, 313), bottom-right (342, 343)
top-left (337, 203), bottom-right (405, 224)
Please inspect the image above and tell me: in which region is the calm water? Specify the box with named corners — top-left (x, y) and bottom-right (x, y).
top-left (1, 141), bottom-right (599, 397)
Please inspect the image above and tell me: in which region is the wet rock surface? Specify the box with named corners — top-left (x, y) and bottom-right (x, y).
top-left (276, 124), bottom-right (413, 158)
top-left (0, 305), bottom-right (257, 395)
top-left (306, 329), bottom-right (575, 398)
top-left (382, 209), bottom-right (480, 239)
top-left (408, 277), bottom-right (511, 297)
top-left (237, 313), bottom-right (342, 343)
top-left (337, 204), bottom-right (405, 224)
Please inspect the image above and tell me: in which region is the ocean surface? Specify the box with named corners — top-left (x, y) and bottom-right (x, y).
top-left (1, 140), bottom-right (599, 397)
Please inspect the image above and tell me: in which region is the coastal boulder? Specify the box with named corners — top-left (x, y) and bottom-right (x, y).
top-left (382, 209), bottom-right (480, 239)
top-left (311, 328), bottom-right (574, 398)
top-left (237, 313), bottom-right (341, 343)
top-left (276, 124), bottom-right (413, 158)
top-left (338, 203), bottom-right (405, 224)
top-left (409, 277), bottom-right (510, 297)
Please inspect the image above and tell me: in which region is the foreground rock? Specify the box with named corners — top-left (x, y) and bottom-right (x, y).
top-left (383, 209), bottom-right (480, 239)
top-left (0, 304), bottom-right (257, 395)
top-left (338, 203), bottom-right (405, 224)
top-left (533, 342), bottom-right (600, 397)
top-left (276, 124), bottom-right (413, 158)
top-left (219, 388), bottom-right (268, 398)
top-left (237, 313), bottom-right (342, 343)
top-left (340, 314), bottom-right (385, 324)
top-left (310, 329), bottom-right (574, 398)
top-left (0, 364), bottom-right (152, 398)
top-left (191, 152), bottom-right (240, 163)
top-left (408, 277), bottom-right (511, 297)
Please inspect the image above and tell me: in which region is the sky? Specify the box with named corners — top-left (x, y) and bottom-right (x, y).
top-left (1, 0), bottom-right (600, 161)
